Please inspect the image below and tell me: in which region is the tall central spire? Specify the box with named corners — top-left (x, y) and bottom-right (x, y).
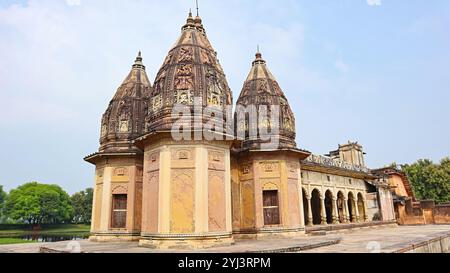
top-left (145, 11), bottom-right (233, 133)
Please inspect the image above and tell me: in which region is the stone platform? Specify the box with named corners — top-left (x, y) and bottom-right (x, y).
top-left (0, 225), bottom-right (449, 253)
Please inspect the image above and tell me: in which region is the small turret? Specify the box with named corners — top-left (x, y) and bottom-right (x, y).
top-left (99, 51), bottom-right (152, 152)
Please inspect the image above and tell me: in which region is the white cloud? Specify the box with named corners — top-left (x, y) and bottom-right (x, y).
top-left (367, 0), bottom-right (382, 6)
top-left (66, 0), bottom-right (81, 6)
top-left (335, 59), bottom-right (350, 73)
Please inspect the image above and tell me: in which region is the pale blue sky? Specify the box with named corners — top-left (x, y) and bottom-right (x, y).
top-left (0, 0), bottom-right (449, 193)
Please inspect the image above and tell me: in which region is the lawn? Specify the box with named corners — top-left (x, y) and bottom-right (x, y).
top-left (0, 238), bottom-right (35, 245)
top-left (0, 224), bottom-right (91, 238)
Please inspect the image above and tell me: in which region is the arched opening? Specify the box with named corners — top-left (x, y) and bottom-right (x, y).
top-left (311, 189), bottom-right (322, 225)
top-left (348, 192), bottom-right (356, 223)
top-left (357, 193), bottom-right (366, 222)
top-left (337, 191), bottom-right (345, 223)
top-left (324, 190), bottom-right (333, 224)
top-left (302, 188), bottom-right (308, 225)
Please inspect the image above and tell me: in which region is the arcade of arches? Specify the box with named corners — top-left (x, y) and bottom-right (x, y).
top-left (302, 188), bottom-right (368, 226)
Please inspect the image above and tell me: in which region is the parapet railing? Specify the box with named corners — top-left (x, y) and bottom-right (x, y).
top-left (304, 154), bottom-right (371, 173)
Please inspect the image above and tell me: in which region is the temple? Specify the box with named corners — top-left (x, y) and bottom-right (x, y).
top-left (84, 12), bottom-right (397, 249)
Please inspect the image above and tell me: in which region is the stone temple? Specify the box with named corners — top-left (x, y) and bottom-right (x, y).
top-left (84, 12), bottom-right (396, 249)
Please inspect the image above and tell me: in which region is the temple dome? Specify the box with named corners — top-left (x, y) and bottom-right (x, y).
top-left (236, 51), bottom-right (296, 150)
top-left (145, 12), bottom-right (233, 133)
top-left (99, 52), bottom-right (152, 152)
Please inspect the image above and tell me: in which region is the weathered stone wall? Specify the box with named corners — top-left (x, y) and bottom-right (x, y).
top-left (231, 152), bottom-right (305, 238)
top-left (397, 201), bottom-right (450, 225)
top-left (434, 204), bottom-right (450, 224)
top-left (90, 155), bottom-right (143, 241)
top-left (139, 138), bottom-right (234, 249)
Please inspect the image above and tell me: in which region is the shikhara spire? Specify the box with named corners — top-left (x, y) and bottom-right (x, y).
top-left (99, 52), bottom-right (151, 152)
top-left (236, 49), bottom-right (296, 149)
top-left (145, 10), bottom-right (232, 133)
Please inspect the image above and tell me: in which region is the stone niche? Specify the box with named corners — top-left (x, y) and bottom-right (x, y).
top-left (89, 155), bottom-right (143, 242)
top-left (231, 152), bottom-right (305, 239)
top-left (139, 137), bottom-right (234, 249)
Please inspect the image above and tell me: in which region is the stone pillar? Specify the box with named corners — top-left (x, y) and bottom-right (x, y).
top-left (332, 197), bottom-right (339, 224)
top-left (363, 199), bottom-right (369, 222)
top-left (354, 198), bottom-right (360, 223)
top-left (307, 196), bottom-right (313, 226)
top-left (320, 197), bottom-right (327, 225)
top-left (344, 198), bottom-right (350, 223)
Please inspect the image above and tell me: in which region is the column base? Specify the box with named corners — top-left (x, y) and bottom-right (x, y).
top-left (139, 232), bottom-right (234, 249)
top-left (233, 227), bottom-right (306, 240)
top-left (89, 231), bottom-right (141, 242)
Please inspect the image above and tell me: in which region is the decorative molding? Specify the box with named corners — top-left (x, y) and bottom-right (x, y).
top-left (304, 154), bottom-right (370, 173)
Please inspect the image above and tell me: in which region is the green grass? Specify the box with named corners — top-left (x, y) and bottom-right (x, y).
top-left (0, 224), bottom-right (91, 238)
top-left (0, 238), bottom-right (35, 245)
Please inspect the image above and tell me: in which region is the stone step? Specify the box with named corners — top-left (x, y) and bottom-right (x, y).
top-left (309, 231), bottom-right (327, 236)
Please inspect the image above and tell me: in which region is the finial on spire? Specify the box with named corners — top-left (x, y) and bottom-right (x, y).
top-left (189, 8), bottom-right (192, 17)
top-left (133, 50), bottom-right (145, 69)
top-left (255, 45), bottom-right (262, 60)
top-left (135, 50), bottom-right (143, 61)
top-left (196, 0), bottom-right (199, 16)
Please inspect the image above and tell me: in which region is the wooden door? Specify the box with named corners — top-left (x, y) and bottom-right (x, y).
top-left (263, 190), bottom-right (280, 225)
top-left (111, 194), bottom-right (127, 229)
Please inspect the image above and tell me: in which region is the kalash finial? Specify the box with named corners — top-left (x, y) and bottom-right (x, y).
top-left (133, 50), bottom-right (145, 69)
top-left (194, 0), bottom-right (202, 24)
top-left (253, 45), bottom-right (265, 66)
top-left (185, 8), bottom-right (195, 26)
top-left (196, 0), bottom-right (199, 17)
top-left (256, 45), bottom-right (262, 59)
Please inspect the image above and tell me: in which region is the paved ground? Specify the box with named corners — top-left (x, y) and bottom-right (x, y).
top-left (0, 225), bottom-right (449, 253)
top-left (0, 236), bottom-right (340, 253)
top-left (302, 224), bottom-right (450, 253)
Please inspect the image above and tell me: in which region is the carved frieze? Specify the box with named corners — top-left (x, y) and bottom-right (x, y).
top-left (171, 148), bottom-right (194, 161)
top-left (304, 154), bottom-right (370, 173)
top-left (151, 94), bottom-right (162, 112)
top-left (259, 161), bottom-right (280, 178)
top-left (208, 150), bottom-right (225, 171)
top-left (174, 64), bottom-right (194, 91)
top-left (178, 47), bottom-right (194, 63)
top-left (112, 184), bottom-right (128, 194)
top-left (114, 167), bottom-right (128, 177)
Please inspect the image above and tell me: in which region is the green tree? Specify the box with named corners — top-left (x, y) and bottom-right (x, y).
top-left (0, 185), bottom-right (7, 221)
top-left (402, 157), bottom-right (450, 204)
top-left (70, 188), bottom-right (93, 224)
top-left (3, 182), bottom-right (74, 225)
top-left (0, 185), bottom-right (6, 208)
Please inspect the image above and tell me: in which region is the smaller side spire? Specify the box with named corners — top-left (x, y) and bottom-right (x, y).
top-left (183, 9), bottom-right (195, 29)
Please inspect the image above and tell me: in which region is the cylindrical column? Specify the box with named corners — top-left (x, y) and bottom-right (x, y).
top-left (307, 196), bottom-right (313, 226)
top-left (320, 197), bottom-right (327, 225)
top-left (344, 198), bottom-right (350, 223)
top-left (363, 199), bottom-right (369, 222)
top-left (354, 198), bottom-right (360, 223)
top-left (332, 197), bottom-right (339, 224)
